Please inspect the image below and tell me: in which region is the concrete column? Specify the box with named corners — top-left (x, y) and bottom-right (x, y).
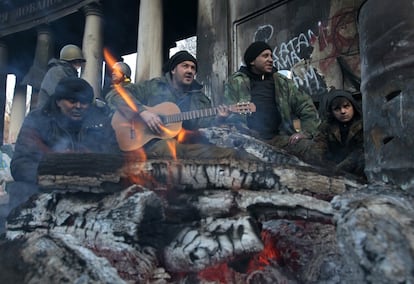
top-left (196, 0), bottom-right (229, 104)
top-left (136, 0), bottom-right (163, 82)
top-left (0, 42), bottom-right (8, 145)
top-left (21, 24), bottom-right (54, 109)
top-left (8, 82), bottom-right (26, 144)
top-left (82, 3), bottom-right (104, 99)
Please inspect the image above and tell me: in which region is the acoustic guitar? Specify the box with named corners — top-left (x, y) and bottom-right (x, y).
top-left (111, 101), bottom-right (256, 151)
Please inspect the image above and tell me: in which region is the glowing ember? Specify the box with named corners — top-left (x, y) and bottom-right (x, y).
top-left (247, 230), bottom-right (281, 273)
top-left (196, 229), bottom-right (281, 283)
top-left (198, 263), bottom-right (233, 283)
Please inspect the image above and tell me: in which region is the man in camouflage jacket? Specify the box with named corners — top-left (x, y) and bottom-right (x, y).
top-left (223, 41), bottom-right (320, 161)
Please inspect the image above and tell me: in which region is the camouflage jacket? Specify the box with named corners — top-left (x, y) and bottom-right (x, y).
top-left (105, 74), bottom-right (215, 130)
top-left (105, 81), bottom-right (141, 113)
top-left (223, 68), bottom-right (320, 136)
top-left (37, 59), bottom-right (79, 108)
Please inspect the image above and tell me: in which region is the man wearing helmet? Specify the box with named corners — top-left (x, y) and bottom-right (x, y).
top-left (36, 44), bottom-right (86, 108)
top-left (111, 61), bottom-right (132, 84)
top-left (105, 61), bottom-right (141, 117)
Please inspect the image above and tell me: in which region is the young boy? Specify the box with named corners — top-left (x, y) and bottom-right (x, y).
top-left (312, 89), bottom-right (365, 178)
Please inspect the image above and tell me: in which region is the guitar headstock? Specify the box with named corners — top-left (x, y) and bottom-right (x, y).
top-left (228, 102), bottom-right (256, 115)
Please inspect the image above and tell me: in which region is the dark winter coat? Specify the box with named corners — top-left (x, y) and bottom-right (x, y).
top-left (312, 90), bottom-right (364, 176)
top-left (11, 102), bottom-right (120, 183)
top-left (37, 59), bottom-right (79, 108)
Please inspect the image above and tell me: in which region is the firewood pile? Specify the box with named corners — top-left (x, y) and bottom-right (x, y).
top-left (0, 127), bottom-right (413, 283)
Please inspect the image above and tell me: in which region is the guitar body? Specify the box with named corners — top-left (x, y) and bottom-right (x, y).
top-left (112, 101), bottom-right (256, 151)
top-left (111, 102), bottom-right (183, 151)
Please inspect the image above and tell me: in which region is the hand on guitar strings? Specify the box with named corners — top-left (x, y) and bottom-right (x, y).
top-left (140, 110), bottom-right (163, 134)
top-left (216, 105), bottom-right (230, 118)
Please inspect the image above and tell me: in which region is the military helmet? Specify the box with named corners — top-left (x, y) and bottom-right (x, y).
top-left (113, 62), bottom-right (131, 78)
top-left (60, 44), bottom-right (86, 62)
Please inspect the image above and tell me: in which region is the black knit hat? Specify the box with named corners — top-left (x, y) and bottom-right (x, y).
top-left (54, 77), bottom-right (94, 104)
top-left (163, 50), bottom-right (197, 73)
top-left (244, 41), bottom-right (272, 67)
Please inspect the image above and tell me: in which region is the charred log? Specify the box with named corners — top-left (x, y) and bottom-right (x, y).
top-left (198, 126), bottom-right (308, 165)
top-left (164, 189), bottom-right (334, 224)
top-left (38, 153), bottom-right (125, 193)
top-left (333, 185), bottom-right (414, 283)
top-left (38, 154), bottom-right (365, 198)
top-left (5, 186), bottom-right (167, 282)
top-left (4, 143), bottom-right (410, 283)
top-left (6, 185), bottom-right (164, 245)
top-left (163, 215), bottom-right (264, 272)
top-left (0, 232), bottom-right (128, 284)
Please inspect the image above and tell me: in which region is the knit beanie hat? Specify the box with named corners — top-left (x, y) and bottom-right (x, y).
top-left (163, 50), bottom-right (197, 73)
top-left (54, 77), bottom-right (94, 104)
top-left (243, 41), bottom-right (272, 67)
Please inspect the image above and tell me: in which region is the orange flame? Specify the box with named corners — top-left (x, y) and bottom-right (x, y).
top-left (165, 138), bottom-right (177, 160)
top-left (104, 48), bottom-right (179, 184)
top-left (103, 48), bottom-right (138, 112)
top-left (159, 124), bottom-right (178, 137)
top-left (196, 229), bottom-right (282, 283)
top-left (114, 85), bottom-right (138, 112)
top-left (123, 149), bottom-right (149, 185)
top-left (176, 129), bottom-right (191, 143)
top-left (247, 230), bottom-right (280, 272)
top-left (103, 48), bottom-right (117, 68)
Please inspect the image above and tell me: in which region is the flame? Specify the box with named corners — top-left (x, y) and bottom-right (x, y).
top-left (123, 149), bottom-right (151, 185)
top-left (247, 230), bottom-right (280, 272)
top-left (103, 48), bottom-right (117, 68)
top-left (159, 124), bottom-right (178, 137)
top-left (196, 229), bottom-right (282, 283)
top-left (176, 129), bottom-right (192, 143)
top-left (104, 48), bottom-right (138, 112)
top-left (165, 139), bottom-right (177, 160)
top-left (105, 48), bottom-right (146, 184)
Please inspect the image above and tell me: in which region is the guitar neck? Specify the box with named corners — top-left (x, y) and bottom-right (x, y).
top-left (163, 107), bottom-right (219, 124)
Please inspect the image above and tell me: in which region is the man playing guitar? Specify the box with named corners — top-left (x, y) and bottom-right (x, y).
top-left (106, 50), bottom-right (255, 160)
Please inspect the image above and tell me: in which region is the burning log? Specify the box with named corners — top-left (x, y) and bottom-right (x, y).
top-left (36, 152), bottom-right (356, 232)
top-left (163, 215), bottom-right (264, 272)
top-left (165, 189), bottom-right (334, 224)
top-left (37, 153), bottom-right (364, 198)
top-left (7, 136), bottom-right (404, 283)
top-left (198, 126), bottom-right (308, 165)
top-left (119, 158), bottom-right (364, 199)
top-left (5, 186), bottom-right (168, 282)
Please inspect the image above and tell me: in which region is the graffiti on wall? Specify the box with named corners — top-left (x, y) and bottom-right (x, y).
top-left (252, 8), bottom-right (360, 97)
